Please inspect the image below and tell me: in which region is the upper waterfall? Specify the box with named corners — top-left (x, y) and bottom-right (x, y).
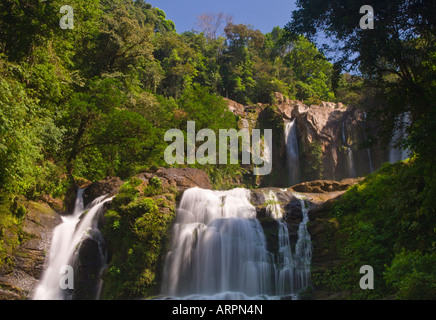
top-left (284, 120), bottom-right (300, 186)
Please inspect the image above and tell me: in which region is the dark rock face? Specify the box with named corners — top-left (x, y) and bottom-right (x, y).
top-left (72, 234), bottom-right (106, 300)
top-left (83, 177), bottom-right (124, 207)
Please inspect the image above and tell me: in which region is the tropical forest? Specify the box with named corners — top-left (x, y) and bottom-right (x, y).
top-left (0, 0), bottom-right (435, 302)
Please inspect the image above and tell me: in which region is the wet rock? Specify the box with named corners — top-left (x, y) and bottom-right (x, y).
top-left (83, 177), bottom-right (124, 207)
top-left (290, 178), bottom-right (363, 194)
top-left (137, 167), bottom-right (212, 192)
top-left (72, 236), bottom-right (106, 300)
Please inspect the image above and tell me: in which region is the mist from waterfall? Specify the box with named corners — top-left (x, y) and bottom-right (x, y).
top-left (284, 120), bottom-right (300, 186)
top-left (33, 190), bottom-right (112, 300)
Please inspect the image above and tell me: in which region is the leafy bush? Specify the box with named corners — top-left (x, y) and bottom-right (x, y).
top-left (384, 250), bottom-right (436, 300)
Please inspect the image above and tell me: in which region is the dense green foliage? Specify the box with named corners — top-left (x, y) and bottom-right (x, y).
top-left (0, 0), bottom-right (337, 198)
top-left (312, 158), bottom-right (436, 299)
top-left (1, 0), bottom-right (434, 301)
top-left (287, 0), bottom-right (436, 162)
top-left (100, 177), bottom-right (176, 299)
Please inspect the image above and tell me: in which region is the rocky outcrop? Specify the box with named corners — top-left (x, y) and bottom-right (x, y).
top-left (0, 201), bottom-right (62, 299)
top-left (83, 177), bottom-right (124, 207)
top-left (136, 167), bottom-right (212, 192)
top-left (290, 178), bottom-right (364, 194)
top-left (224, 92), bottom-right (391, 186)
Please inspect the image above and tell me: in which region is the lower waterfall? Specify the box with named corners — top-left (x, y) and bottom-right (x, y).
top-left (33, 190), bottom-right (112, 300)
top-left (161, 187), bottom-right (312, 300)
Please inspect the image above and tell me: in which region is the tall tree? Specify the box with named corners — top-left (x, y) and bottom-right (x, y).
top-left (196, 12), bottom-right (233, 40)
top-left (286, 0), bottom-right (436, 160)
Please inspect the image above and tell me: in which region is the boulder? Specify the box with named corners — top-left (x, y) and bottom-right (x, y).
top-left (137, 167), bottom-right (212, 192)
top-left (83, 177), bottom-right (124, 207)
top-left (290, 178), bottom-right (363, 194)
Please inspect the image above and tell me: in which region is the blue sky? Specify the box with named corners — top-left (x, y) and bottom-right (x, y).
top-left (147, 0), bottom-right (297, 34)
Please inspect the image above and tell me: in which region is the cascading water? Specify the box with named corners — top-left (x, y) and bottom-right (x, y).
top-left (346, 147), bottom-right (357, 178)
top-left (389, 113), bottom-right (411, 163)
top-left (33, 190), bottom-right (113, 300)
top-left (342, 121), bottom-right (357, 178)
top-left (161, 188), bottom-right (274, 299)
top-left (293, 196), bottom-right (312, 290)
top-left (161, 187), bottom-right (312, 300)
top-left (284, 120), bottom-right (300, 186)
top-left (264, 191), bottom-right (311, 295)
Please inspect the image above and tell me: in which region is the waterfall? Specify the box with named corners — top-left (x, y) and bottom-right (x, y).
top-left (389, 113), bottom-right (411, 163)
top-left (346, 147), bottom-right (357, 178)
top-left (264, 191), bottom-right (294, 295)
top-left (265, 191), bottom-right (312, 293)
top-left (342, 121), bottom-right (357, 178)
top-left (293, 197), bottom-right (312, 290)
top-left (342, 122), bottom-right (346, 145)
top-left (33, 190), bottom-right (113, 300)
top-left (161, 188), bottom-right (274, 299)
top-left (367, 149), bottom-right (374, 173)
top-left (284, 120), bottom-right (300, 186)
top-left (161, 187), bottom-right (312, 300)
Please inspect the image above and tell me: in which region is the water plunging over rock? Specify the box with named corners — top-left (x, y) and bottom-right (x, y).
top-left (33, 190), bottom-right (112, 300)
top-left (284, 120), bottom-right (300, 186)
top-left (161, 187), bottom-right (312, 300)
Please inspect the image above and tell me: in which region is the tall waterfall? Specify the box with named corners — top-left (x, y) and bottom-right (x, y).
top-left (346, 147), bottom-right (357, 178)
top-left (161, 187), bottom-right (312, 300)
top-left (342, 121), bottom-right (357, 178)
top-left (389, 113), bottom-right (411, 163)
top-left (33, 190), bottom-right (112, 300)
top-left (284, 120), bottom-right (300, 186)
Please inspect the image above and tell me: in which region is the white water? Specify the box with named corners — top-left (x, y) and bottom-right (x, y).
top-left (162, 188), bottom-right (274, 299)
top-left (162, 187), bottom-right (312, 300)
top-left (293, 196), bottom-right (312, 290)
top-left (284, 120), bottom-right (300, 186)
top-left (346, 147), bottom-right (357, 178)
top-left (367, 149), bottom-right (374, 173)
top-left (389, 113), bottom-right (411, 163)
top-left (264, 191), bottom-right (294, 295)
top-left (33, 190), bottom-right (112, 300)
top-left (264, 191), bottom-right (312, 294)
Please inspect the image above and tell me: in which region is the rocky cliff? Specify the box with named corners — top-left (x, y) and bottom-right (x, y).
top-left (225, 92), bottom-right (390, 187)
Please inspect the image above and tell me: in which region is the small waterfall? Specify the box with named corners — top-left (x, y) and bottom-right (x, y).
top-left (284, 120), bottom-right (300, 186)
top-left (342, 122), bottom-right (346, 145)
top-left (33, 190), bottom-right (113, 300)
top-left (342, 121), bottom-right (357, 178)
top-left (389, 113), bottom-right (411, 163)
top-left (346, 147), bottom-right (357, 178)
top-left (264, 191), bottom-right (295, 295)
top-left (367, 149), bottom-right (374, 173)
top-left (265, 191), bottom-right (312, 293)
top-left (293, 197), bottom-right (312, 290)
